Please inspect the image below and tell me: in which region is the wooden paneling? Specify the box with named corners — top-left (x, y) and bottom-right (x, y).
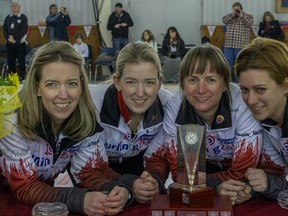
top-left (201, 25), bottom-right (288, 48)
top-left (0, 25), bottom-right (100, 63)
top-left (200, 25), bottom-right (256, 48)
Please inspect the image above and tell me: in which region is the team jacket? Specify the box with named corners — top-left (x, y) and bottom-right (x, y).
top-left (255, 101), bottom-right (288, 199)
top-left (0, 113), bottom-right (132, 214)
top-left (91, 83), bottom-right (172, 192)
top-left (164, 83), bottom-right (262, 182)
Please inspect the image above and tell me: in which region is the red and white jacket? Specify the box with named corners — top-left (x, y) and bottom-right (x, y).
top-left (91, 83), bottom-right (172, 192)
top-left (164, 83), bottom-right (263, 182)
top-left (0, 113), bottom-right (130, 214)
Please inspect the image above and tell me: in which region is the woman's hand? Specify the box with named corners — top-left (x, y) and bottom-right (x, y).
top-left (83, 191), bottom-right (107, 215)
top-left (215, 179), bottom-right (246, 206)
top-left (246, 168), bottom-right (268, 193)
top-left (132, 171), bottom-right (159, 203)
top-left (104, 186), bottom-right (130, 215)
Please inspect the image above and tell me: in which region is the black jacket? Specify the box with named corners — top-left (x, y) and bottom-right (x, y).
top-left (161, 37), bottom-right (186, 59)
top-left (258, 20), bottom-right (284, 41)
top-left (3, 13), bottom-right (28, 45)
top-left (107, 11), bottom-right (134, 38)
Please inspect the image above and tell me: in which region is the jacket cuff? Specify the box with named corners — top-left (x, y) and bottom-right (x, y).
top-left (54, 187), bottom-right (90, 214)
top-left (100, 180), bottom-right (134, 207)
top-left (206, 175), bottom-right (222, 188)
top-left (150, 173), bottom-right (167, 194)
top-left (118, 173), bottom-right (139, 188)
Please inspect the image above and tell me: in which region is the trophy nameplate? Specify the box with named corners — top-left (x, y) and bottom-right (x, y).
top-left (169, 124), bottom-right (214, 206)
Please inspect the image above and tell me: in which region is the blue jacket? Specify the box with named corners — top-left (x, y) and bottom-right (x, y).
top-left (46, 12), bottom-right (71, 41)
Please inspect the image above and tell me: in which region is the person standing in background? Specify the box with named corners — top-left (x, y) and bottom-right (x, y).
top-left (107, 2), bottom-right (134, 51)
top-left (258, 11), bottom-right (284, 41)
top-left (222, 2), bottom-right (253, 83)
top-left (46, 4), bottom-right (71, 41)
top-left (3, 2), bottom-right (28, 82)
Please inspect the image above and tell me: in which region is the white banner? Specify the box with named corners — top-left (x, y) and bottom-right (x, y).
top-left (207, 25), bottom-right (216, 37)
top-left (38, 26), bottom-right (46, 37)
top-left (252, 25), bottom-right (259, 37)
top-left (84, 25), bottom-right (92, 38)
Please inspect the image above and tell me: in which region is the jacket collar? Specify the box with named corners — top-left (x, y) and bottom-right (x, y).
top-left (261, 99), bottom-right (288, 138)
top-left (35, 110), bottom-right (102, 148)
top-left (175, 91), bottom-right (231, 129)
top-left (100, 84), bottom-right (164, 129)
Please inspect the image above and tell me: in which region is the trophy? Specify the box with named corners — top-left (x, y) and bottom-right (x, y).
top-left (168, 124), bottom-right (214, 206)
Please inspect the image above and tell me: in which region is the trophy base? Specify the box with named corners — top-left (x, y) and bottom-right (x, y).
top-left (150, 194), bottom-right (233, 216)
top-left (168, 183), bottom-right (214, 206)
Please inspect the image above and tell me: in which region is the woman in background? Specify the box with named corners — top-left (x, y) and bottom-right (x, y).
top-left (258, 11), bottom-right (284, 41)
top-left (160, 26), bottom-right (186, 83)
top-left (0, 41), bottom-right (131, 215)
top-left (137, 29), bottom-right (158, 51)
top-left (235, 38), bottom-right (288, 203)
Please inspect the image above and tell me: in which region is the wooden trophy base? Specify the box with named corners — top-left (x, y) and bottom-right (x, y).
top-left (168, 183), bottom-right (214, 206)
top-left (150, 194), bottom-right (233, 216)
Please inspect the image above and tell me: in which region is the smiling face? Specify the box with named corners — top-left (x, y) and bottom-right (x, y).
top-left (37, 61), bottom-right (82, 126)
top-left (113, 62), bottom-right (161, 116)
top-left (239, 69), bottom-right (288, 122)
top-left (183, 61), bottom-right (226, 124)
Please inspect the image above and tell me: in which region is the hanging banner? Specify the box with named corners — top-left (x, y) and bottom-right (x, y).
top-left (68, 26), bottom-right (77, 37)
top-left (251, 25), bottom-right (259, 37)
top-left (38, 26), bottom-right (46, 37)
top-left (207, 25), bottom-right (216, 37)
top-left (84, 25), bottom-right (92, 38)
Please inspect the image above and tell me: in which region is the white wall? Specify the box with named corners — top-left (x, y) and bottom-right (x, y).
top-left (2, 0), bottom-right (288, 46)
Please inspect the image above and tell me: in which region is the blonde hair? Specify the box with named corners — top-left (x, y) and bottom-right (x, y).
top-left (18, 41), bottom-right (97, 141)
top-left (115, 42), bottom-right (162, 79)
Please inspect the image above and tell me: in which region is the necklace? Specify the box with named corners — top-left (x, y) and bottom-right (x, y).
top-left (128, 114), bottom-right (143, 136)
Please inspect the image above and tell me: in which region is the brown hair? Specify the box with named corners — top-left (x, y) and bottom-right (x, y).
top-left (179, 43), bottom-right (231, 95)
top-left (235, 38), bottom-right (288, 85)
top-left (232, 2), bottom-right (243, 10)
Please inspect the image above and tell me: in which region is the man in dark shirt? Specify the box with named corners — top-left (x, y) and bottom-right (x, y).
top-left (3, 2), bottom-right (28, 82)
top-left (46, 4), bottom-right (71, 41)
top-left (107, 2), bottom-right (134, 51)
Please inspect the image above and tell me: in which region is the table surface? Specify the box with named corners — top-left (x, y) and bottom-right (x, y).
top-left (1, 186), bottom-right (287, 216)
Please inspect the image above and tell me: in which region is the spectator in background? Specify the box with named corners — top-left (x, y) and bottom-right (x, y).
top-left (107, 2), bottom-right (134, 51)
top-left (258, 11), bottom-right (284, 41)
top-left (3, 2), bottom-right (28, 82)
top-left (0, 41), bottom-right (132, 215)
top-left (46, 4), bottom-right (71, 41)
top-left (137, 29), bottom-right (158, 51)
top-left (73, 33), bottom-right (89, 61)
top-left (222, 2), bottom-right (253, 83)
top-left (160, 26), bottom-right (185, 83)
